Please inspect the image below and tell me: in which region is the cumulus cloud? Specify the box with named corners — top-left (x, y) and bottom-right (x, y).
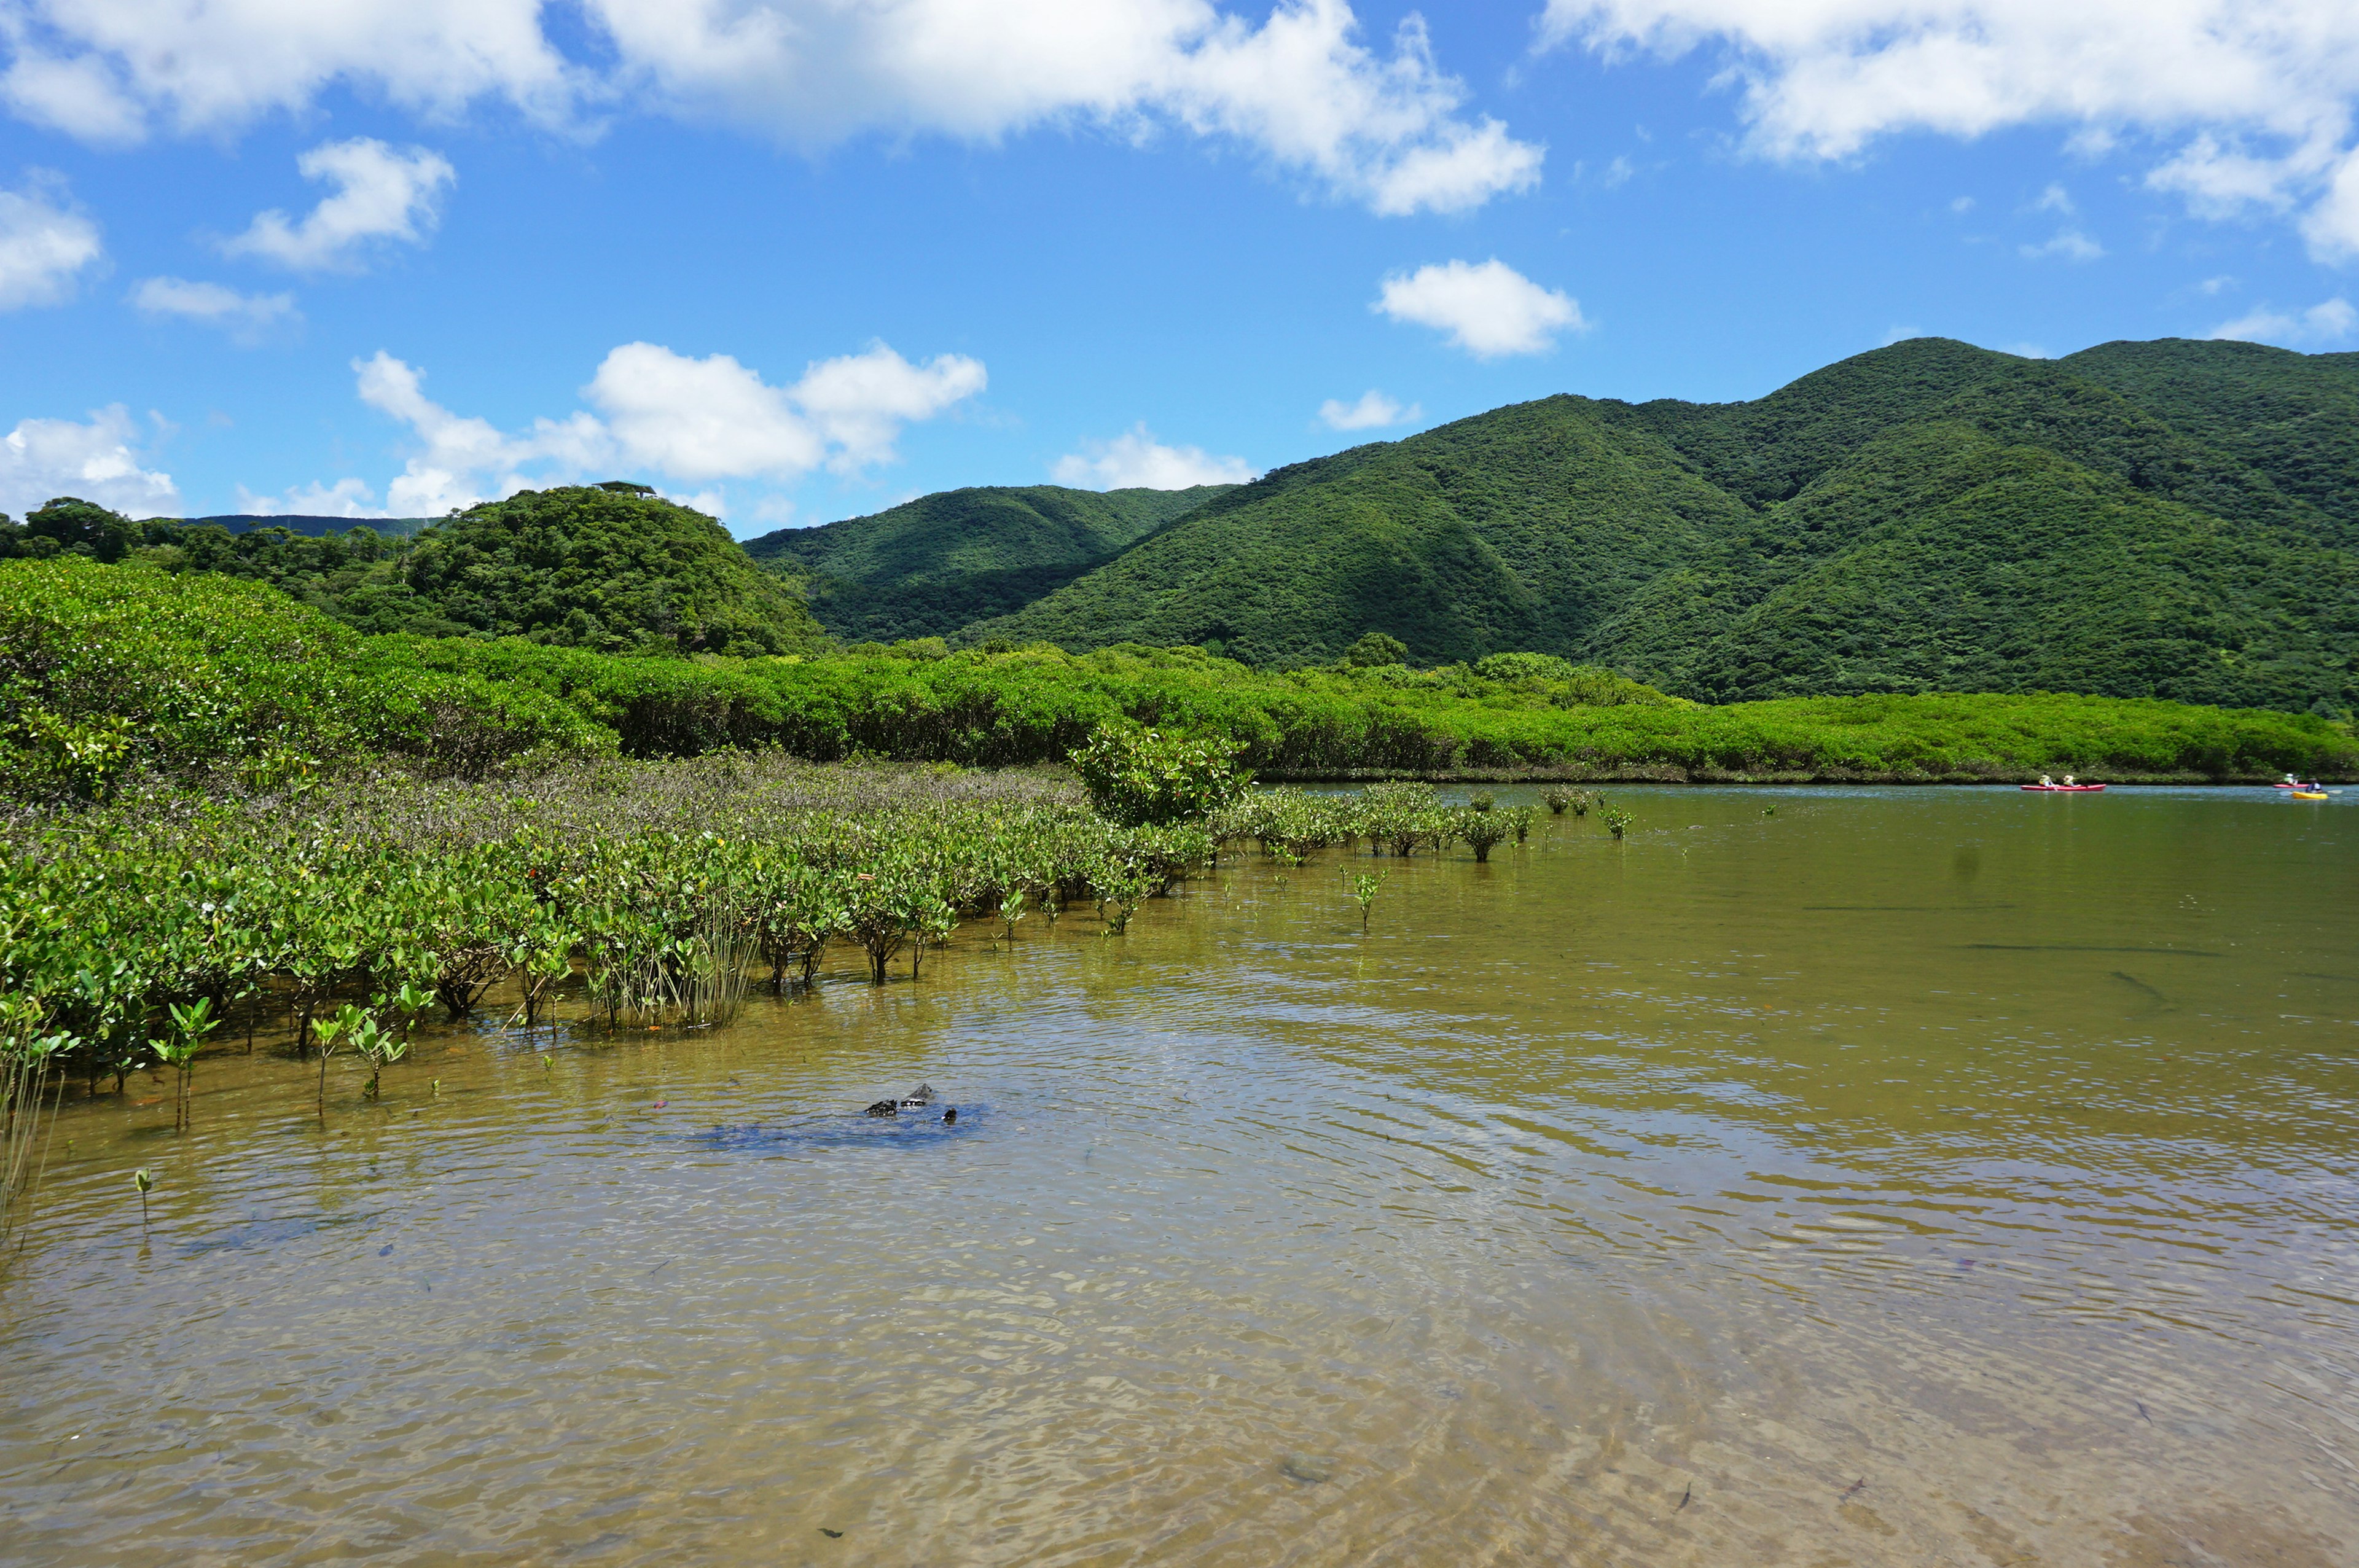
top-left (2020, 228), bottom-right (2103, 262)
top-left (768, 343), bottom-right (988, 471)
top-left (1539, 1), bottom-right (2359, 259)
top-left (231, 478), bottom-right (386, 518)
top-left (131, 276), bottom-right (297, 342)
top-left (1374, 258), bottom-right (1584, 357)
top-left (0, 1), bottom-right (1539, 215)
top-left (1052, 424), bottom-right (1257, 489)
top-left (2209, 297), bottom-right (2358, 348)
top-left (0, 0), bottom-right (570, 139)
top-left (348, 339), bottom-right (985, 514)
top-left (1318, 388), bottom-right (1420, 429)
top-left (0, 173), bottom-right (101, 308)
top-left (0, 404), bottom-right (177, 517)
top-left (222, 139), bottom-right (455, 271)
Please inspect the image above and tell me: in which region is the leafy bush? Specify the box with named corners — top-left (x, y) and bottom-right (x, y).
top-left (1070, 727), bottom-right (1250, 826)
top-left (0, 558), bottom-right (607, 798)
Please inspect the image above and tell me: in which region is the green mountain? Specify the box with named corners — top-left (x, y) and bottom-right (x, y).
top-left (741, 483), bottom-right (1232, 643)
top-left (971, 339), bottom-right (2359, 714)
top-left (190, 512), bottom-right (435, 539)
top-left (2, 483), bottom-right (825, 657)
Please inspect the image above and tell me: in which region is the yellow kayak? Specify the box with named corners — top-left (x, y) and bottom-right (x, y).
top-left (2291, 790), bottom-right (2329, 800)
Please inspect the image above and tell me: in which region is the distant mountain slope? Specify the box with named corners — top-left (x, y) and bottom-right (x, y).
top-left (741, 483), bottom-right (1232, 642)
top-left (186, 513), bottom-right (435, 538)
top-left (974, 338), bottom-right (2359, 714)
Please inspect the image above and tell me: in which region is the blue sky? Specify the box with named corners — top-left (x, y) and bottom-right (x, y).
top-left (1, 1), bottom-right (2355, 533)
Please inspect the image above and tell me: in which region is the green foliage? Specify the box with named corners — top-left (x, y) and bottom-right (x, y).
top-left (1347, 631), bottom-right (1408, 667)
top-left (0, 558), bottom-right (609, 798)
top-left (741, 484), bottom-right (1232, 643)
top-left (393, 487), bottom-right (827, 654)
top-left (968, 338), bottom-right (2359, 714)
top-left (1070, 726), bottom-right (1250, 827)
top-left (0, 757), bottom-right (1221, 1097)
top-left (1, 485), bottom-right (826, 658)
top-left (1455, 806), bottom-right (1510, 862)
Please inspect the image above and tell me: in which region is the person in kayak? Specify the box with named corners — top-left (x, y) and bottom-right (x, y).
top-left (2062, 774), bottom-right (2076, 786)
top-left (2038, 774), bottom-right (2054, 787)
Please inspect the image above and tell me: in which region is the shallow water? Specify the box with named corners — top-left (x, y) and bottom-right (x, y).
top-left (4, 786), bottom-right (2356, 1566)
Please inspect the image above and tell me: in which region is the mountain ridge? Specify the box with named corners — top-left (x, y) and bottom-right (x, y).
top-left (964, 337), bottom-right (2358, 714)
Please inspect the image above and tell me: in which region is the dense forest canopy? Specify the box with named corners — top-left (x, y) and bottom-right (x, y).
top-left (4, 556), bottom-right (2349, 804)
top-left (740, 483), bottom-right (1232, 643)
top-left (0, 483), bottom-right (825, 658)
top-left (973, 338), bottom-right (2359, 715)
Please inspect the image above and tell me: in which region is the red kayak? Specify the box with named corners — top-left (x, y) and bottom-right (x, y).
top-left (2021, 783), bottom-right (2106, 792)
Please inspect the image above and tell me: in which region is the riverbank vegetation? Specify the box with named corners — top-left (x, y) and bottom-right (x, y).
top-left (0, 741), bottom-right (1563, 1117)
top-left (8, 556), bottom-right (2350, 805)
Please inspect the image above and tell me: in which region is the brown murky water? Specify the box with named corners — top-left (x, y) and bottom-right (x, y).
top-left (4, 786), bottom-right (2356, 1566)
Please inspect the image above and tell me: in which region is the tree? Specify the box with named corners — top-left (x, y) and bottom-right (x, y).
top-left (1345, 631), bottom-right (1407, 668)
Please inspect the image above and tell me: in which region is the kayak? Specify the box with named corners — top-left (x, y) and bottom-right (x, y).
top-left (2291, 790), bottom-right (2329, 800)
top-left (2022, 783), bottom-right (2106, 792)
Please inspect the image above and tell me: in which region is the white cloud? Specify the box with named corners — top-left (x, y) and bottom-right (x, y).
top-left (0, 404), bottom-right (177, 517)
top-left (2020, 228), bottom-right (2103, 261)
top-left (2032, 182), bottom-right (2073, 215)
top-left (0, 1), bottom-right (570, 139)
top-left (784, 343), bottom-right (989, 471)
top-left (131, 276), bottom-right (297, 342)
top-left (2001, 341), bottom-right (2051, 358)
top-left (587, 340), bottom-right (987, 480)
top-left (2209, 297), bottom-right (2358, 348)
top-left (0, 173), bottom-right (101, 308)
top-left (347, 338), bottom-right (985, 513)
top-left (1374, 258), bottom-right (1585, 357)
top-left (222, 139), bottom-right (454, 271)
top-left (586, 345), bottom-right (818, 484)
top-left (1052, 424), bottom-right (1256, 489)
top-left (1539, 1), bottom-right (2359, 259)
top-left (1318, 388), bottom-right (1420, 429)
top-left (232, 478), bottom-right (385, 518)
top-left (1950, 194), bottom-right (1974, 212)
top-left (2, 1), bottom-right (1539, 216)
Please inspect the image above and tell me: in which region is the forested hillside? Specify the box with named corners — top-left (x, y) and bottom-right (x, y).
top-left (0, 483), bottom-right (824, 657)
top-left (6, 338), bottom-right (2353, 714)
top-left (741, 483), bottom-right (1230, 642)
top-left (974, 338), bottom-right (2359, 715)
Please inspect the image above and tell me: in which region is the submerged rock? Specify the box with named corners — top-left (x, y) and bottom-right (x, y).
top-left (1280, 1453), bottom-right (1336, 1485)
top-left (862, 1099), bottom-right (898, 1118)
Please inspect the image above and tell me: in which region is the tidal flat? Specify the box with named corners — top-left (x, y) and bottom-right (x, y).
top-left (4, 786), bottom-right (2353, 1566)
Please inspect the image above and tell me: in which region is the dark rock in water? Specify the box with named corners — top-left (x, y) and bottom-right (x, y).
top-left (1280, 1453), bottom-right (1336, 1485)
top-left (899, 1082), bottom-right (936, 1109)
top-left (942, 1107), bottom-right (957, 1125)
top-left (863, 1099), bottom-right (898, 1118)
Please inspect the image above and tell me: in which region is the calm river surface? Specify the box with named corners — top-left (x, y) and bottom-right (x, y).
top-left (4, 786), bottom-right (2355, 1566)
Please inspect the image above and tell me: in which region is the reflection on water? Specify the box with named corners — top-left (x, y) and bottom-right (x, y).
top-left (3, 787), bottom-right (2355, 1566)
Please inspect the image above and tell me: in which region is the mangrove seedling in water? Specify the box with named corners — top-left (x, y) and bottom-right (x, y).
top-left (1543, 787), bottom-right (1571, 816)
top-left (1603, 808), bottom-right (1632, 841)
top-left (132, 1166), bottom-right (151, 1228)
top-left (149, 997), bottom-right (217, 1131)
top-left (998, 888), bottom-right (1027, 942)
top-left (1468, 792), bottom-right (1495, 813)
top-left (1457, 808), bottom-right (1511, 864)
top-left (350, 1011), bottom-right (407, 1101)
top-left (1348, 870), bottom-right (1388, 932)
top-left (310, 1004), bottom-right (361, 1115)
